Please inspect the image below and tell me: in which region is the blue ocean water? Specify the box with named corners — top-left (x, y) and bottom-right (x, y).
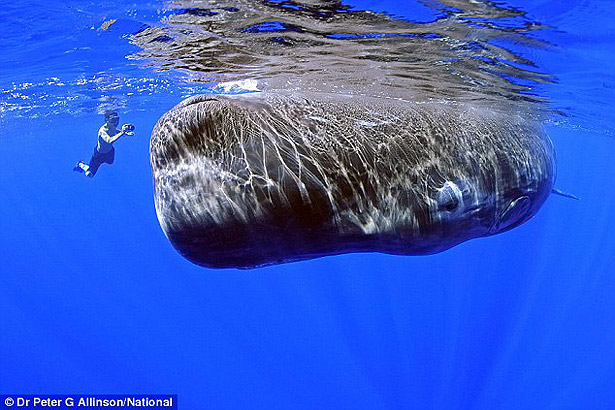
top-left (1, 0), bottom-right (614, 409)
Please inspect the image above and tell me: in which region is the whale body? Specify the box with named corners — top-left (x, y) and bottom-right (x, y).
top-left (150, 92), bottom-right (555, 268)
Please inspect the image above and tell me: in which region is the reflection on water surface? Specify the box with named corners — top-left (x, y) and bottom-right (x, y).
top-left (0, 0), bottom-right (557, 119)
top-left (131, 0), bottom-right (554, 115)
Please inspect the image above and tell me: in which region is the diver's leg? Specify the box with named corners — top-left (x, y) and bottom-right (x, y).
top-left (105, 147), bottom-right (115, 165)
top-left (87, 149), bottom-right (103, 177)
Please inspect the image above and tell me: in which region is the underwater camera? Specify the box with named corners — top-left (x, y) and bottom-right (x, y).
top-left (124, 124), bottom-right (135, 132)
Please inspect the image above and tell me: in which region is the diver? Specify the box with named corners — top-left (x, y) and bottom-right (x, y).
top-left (74, 111), bottom-right (135, 177)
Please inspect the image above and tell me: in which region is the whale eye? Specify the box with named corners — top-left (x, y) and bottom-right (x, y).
top-left (437, 181), bottom-right (462, 212)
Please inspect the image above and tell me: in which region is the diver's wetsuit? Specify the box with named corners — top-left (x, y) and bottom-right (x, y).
top-left (87, 125), bottom-right (117, 177)
top-left (87, 146), bottom-right (115, 176)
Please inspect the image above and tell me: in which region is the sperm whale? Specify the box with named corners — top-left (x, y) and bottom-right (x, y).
top-left (150, 91), bottom-right (555, 268)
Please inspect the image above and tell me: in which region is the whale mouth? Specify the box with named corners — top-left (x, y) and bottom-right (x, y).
top-left (491, 196), bottom-right (531, 234)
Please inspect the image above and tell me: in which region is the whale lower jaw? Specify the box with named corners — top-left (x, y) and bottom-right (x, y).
top-left (165, 224), bottom-right (468, 269)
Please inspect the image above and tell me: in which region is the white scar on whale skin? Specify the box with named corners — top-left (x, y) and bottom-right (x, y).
top-left (150, 91), bottom-right (555, 269)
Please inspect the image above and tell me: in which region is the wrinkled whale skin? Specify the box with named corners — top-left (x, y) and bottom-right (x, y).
top-left (150, 92), bottom-right (555, 268)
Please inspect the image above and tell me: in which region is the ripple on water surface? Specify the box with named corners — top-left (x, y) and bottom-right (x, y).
top-left (0, 0), bottom-right (586, 125)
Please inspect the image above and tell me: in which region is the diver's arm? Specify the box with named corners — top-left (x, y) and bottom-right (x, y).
top-left (100, 125), bottom-right (133, 144)
top-left (100, 129), bottom-right (125, 144)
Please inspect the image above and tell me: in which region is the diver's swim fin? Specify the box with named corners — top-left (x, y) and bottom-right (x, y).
top-left (73, 160), bottom-right (88, 173)
top-left (552, 188), bottom-right (579, 200)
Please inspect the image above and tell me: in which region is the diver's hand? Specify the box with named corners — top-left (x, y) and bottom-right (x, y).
top-left (122, 124), bottom-right (135, 135)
